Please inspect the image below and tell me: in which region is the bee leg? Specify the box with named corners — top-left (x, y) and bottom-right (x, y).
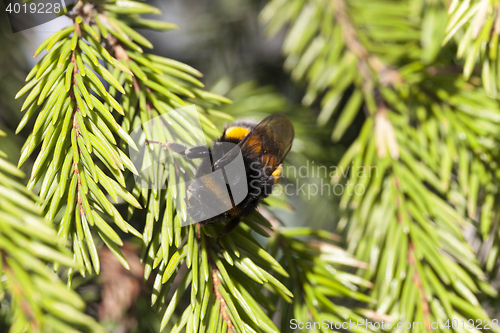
top-left (185, 145), bottom-right (211, 159)
top-left (146, 142), bottom-right (210, 160)
top-left (145, 140), bottom-right (188, 155)
top-left (216, 218), bottom-right (241, 248)
top-left (199, 221), bottom-right (215, 227)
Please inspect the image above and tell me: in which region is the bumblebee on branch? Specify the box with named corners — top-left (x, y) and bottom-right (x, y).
top-left (146, 114), bottom-right (294, 241)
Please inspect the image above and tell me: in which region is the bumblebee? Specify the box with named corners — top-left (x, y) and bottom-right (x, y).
top-left (146, 114), bottom-right (294, 238)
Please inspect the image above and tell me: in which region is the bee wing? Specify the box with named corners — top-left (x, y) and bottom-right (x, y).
top-left (213, 114), bottom-right (294, 177)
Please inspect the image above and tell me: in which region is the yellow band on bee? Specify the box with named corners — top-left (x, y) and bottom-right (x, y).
top-left (272, 164), bottom-right (283, 178)
top-left (225, 126), bottom-right (251, 141)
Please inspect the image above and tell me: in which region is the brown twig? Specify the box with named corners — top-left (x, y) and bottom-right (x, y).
top-left (1, 253), bottom-right (38, 329)
top-left (333, 0), bottom-right (401, 159)
top-left (69, 22), bottom-right (87, 224)
top-left (332, 0), bottom-right (402, 86)
top-left (211, 265), bottom-right (235, 333)
top-left (408, 243), bottom-right (431, 330)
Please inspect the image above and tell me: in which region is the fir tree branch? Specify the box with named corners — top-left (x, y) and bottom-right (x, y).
top-left (261, 0), bottom-right (500, 331)
top-left (332, 0), bottom-right (401, 87)
top-left (444, 0), bottom-right (500, 97)
top-left (16, 2), bottom-right (143, 279)
top-left (0, 131), bottom-right (104, 333)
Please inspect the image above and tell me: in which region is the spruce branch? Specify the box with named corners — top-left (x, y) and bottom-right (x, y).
top-left (261, 0), bottom-right (500, 331)
top-left (153, 215), bottom-right (292, 333)
top-left (45, 2), bottom-right (293, 332)
top-left (260, 0), bottom-right (409, 143)
top-left (334, 73), bottom-right (500, 332)
top-left (272, 227), bottom-right (373, 333)
top-left (14, 1), bottom-right (450, 332)
top-left (42, 4), bottom-right (297, 331)
top-left (331, 0), bottom-right (402, 88)
top-left (0, 131), bottom-right (104, 333)
top-left (444, 0), bottom-right (500, 97)
top-left (16, 2), bottom-right (148, 279)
